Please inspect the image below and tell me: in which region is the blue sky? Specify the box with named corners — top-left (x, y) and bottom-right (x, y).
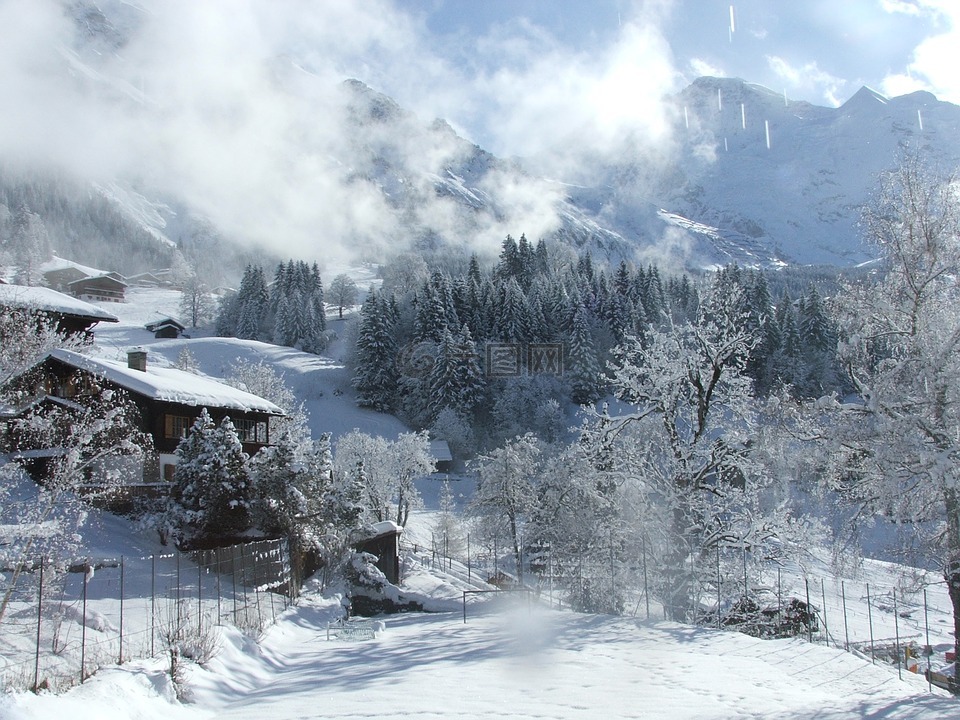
top-left (382, 0), bottom-right (959, 154)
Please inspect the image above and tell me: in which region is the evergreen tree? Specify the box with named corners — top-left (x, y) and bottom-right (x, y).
top-left (165, 410), bottom-right (253, 542)
top-left (797, 285), bottom-right (838, 396)
top-left (567, 303), bottom-right (604, 405)
top-left (235, 265), bottom-right (269, 340)
top-left (353, 288), bottom-right (399, 411)
top-left (534, 239), bottom-right (549, 275)
top-left (11, 203), bottom-right (50, 286)
top-left (495, 234), bottom-right (521, 283)
top-left (493, 277), bottom-right (530, 342)
top-left (428, 324), bottom-right (485, 419)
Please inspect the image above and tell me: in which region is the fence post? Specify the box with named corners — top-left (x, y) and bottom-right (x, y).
top-left (642, 535), bottom-right (650, 621)
top-left (777, 567), bottom-right (782, 622)
top-left (804, 578), bottom-right (812, 643)
top-left (34, 557), bottom-right (43, 693)
top-left (197, 555), bottom-right (203, 637)
top-left (841, 580), bottom-right (850, 652)
top-left (893, 588), bottom-right (903, 680)
top-left (119, 556), bottom-right (125, 664)
top-left (240, 544), bottom-right (247, 627)
top-left (467, 534), bottom-right (471, 583)
top-left (81, 563), bottom-right (89, 684)
top-left (866, 583), bottom-right (876, 664)
top-left (151, 554), bottom-right (156, 657)
top-left (716, 543), bottom-right (722, 629)
top-left (215, 547), bottom-right (222, 625)
top-left (820, 578), bottom-right (829, 646)
top-left (742, 541), bottom-right (748, 598)
top-left (232, 550), bottom-right (238, 626)
top-left (924, 588), bottom-right (932, 692)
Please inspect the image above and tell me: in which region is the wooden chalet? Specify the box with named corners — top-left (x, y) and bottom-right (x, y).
top-left (41, 257), bottom-right (125, 297)
top-left (2, 348), bottom-right (284, 490)
top-left (68, 274), bottom-right (127, 303)
top-left (0, 283), bottom-right (118, 337)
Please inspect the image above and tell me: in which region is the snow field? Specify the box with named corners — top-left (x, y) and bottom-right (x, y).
top-left (7, 594), bottom-right (957, 720)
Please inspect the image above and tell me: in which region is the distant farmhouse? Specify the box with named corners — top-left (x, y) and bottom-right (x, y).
top-left (1, 348), bottom-right (284, 495)
top-left (0, 283), bottom-right (119, 337)
top-left (145, 317), bottom-right (186, 339)
top-left (41, 257), bottom-right (127, 303)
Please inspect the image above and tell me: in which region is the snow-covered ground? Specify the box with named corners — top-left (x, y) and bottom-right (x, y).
top-left (3, 283), bottom-right (960, 718)
top-left (3, 572), bottom-right (958, 719)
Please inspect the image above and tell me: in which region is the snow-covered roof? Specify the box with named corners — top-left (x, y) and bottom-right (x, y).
top-left (40, 256), bottom-right (110, 278)
top-left (428, 439), bottom-right (452, 463)
top-left (0, 284), bottom-right (119, 322)
top-left (370, 520), bottom-right (402, 537)
top-left (145, 317), bottom-right (185, 332)
top-left (68, 274), bottom-right (127, 288)
top-left (48, 349), bottom-right (285, 416)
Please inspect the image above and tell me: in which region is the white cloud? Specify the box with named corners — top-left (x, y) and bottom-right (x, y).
top-left (767, 55), bottom-right (847, 107)
top-left (0, 0), bottom-right (686, 265)
top-left (879, 0), bottom-right (960, 103)
top-left (689, 58), bottom-right (726, 79)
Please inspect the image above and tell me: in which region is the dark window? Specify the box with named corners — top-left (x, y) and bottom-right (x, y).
top-left (164, 414), bottom-right (192, 439)
top-left (233, 418), bottom-right (268, 444)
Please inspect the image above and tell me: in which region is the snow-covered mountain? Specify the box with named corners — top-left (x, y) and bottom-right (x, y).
top-left (6, 3), bottom-right (960, 276)
top-left (566, 76), bottom-right (960, 267)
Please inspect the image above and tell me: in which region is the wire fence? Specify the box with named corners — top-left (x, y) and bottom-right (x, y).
top-left (0, 537), bottom-right (294, 693)
top-left (417, 530), bottom-right (958, 694)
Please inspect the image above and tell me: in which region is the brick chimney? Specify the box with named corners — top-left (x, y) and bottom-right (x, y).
top-left (127, 348), bottom-right (148, 372)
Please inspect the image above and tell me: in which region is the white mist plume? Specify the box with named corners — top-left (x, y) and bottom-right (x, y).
top-left (0, 0), bottom-right (685, 265)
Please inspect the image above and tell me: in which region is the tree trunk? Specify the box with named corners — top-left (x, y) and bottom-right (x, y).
top-left (945, 488), bottom-right (960, 692)
top-left (507, 510), bottom-right (523, 583)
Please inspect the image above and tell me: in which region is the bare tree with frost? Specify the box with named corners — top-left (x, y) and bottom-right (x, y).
top-left (580, 283), bottom-right (806, 621)
top-left (826, 155), bottom-right (960, 685)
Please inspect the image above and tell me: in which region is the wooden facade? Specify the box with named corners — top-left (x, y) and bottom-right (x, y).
top-left (68, 274), bottom-right (127, 303)
top-left (2, 350), bottom-right (284, 490)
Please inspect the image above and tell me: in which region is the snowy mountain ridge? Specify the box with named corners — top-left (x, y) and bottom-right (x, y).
top-left (7, 3), bottom-right (960, 279)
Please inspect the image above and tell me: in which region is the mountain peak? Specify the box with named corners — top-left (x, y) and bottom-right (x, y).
top-left (840, 86), bottom-right (888, 111)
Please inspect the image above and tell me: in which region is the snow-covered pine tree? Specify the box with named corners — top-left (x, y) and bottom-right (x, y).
top-left (11, 203), bottom-right (50, 286)
top-left (428, 324), bottom-right (484, 420)
top-left (493, 277), bottom-right (530, 343)
top-left (774, 293), bottom-right (803, 390)
top-left (495, 234), bottom-right (522, 284)
top-left (165, 410), bottom-right (252, 543)
top-left (352, 288), bottom-right (398, 411)
top-left (567, 302), bottom-right (604, 405)
top-left (797, 285), bottom-right (839, 397)
top-left (234, 265), bottom-right (269, 341)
